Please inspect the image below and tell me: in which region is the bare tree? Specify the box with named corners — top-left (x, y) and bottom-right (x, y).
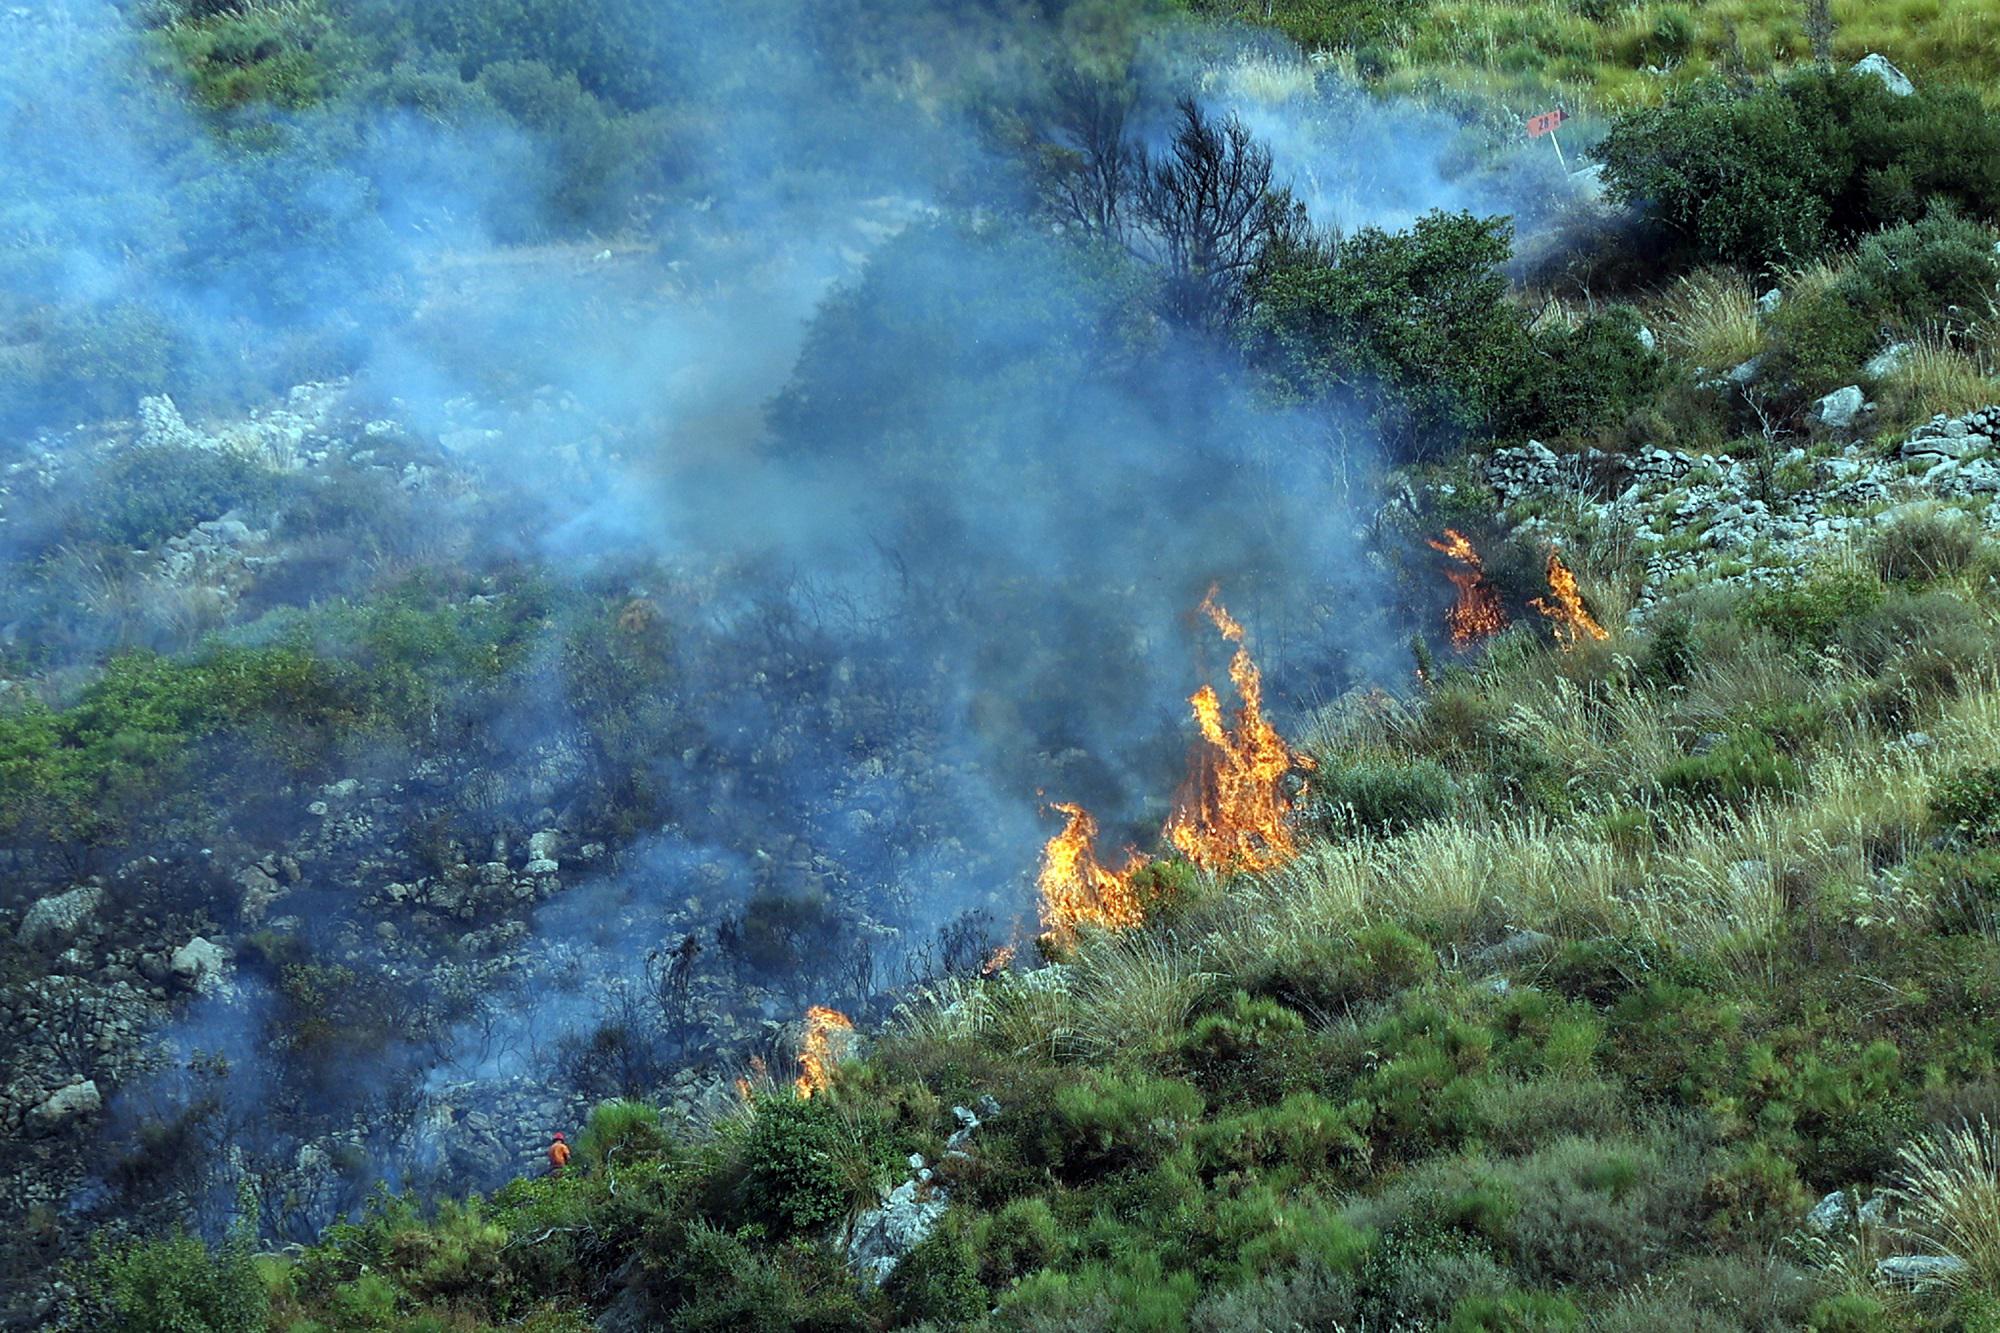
top-left (646, 933), bottom-right (702, 1058)
top-left (1135, 99), bottom-right (1299, 331)
top-left (1036, 69), bottom-right (1143, 238)
top-left (1804, 0), bottom-right (1836, 65)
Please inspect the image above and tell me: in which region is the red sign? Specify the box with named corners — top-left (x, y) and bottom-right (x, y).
top-left (1526, 109), bottom-right (1569, 138)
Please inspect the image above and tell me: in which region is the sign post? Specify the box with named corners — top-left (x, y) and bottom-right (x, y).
top-left (1527, 108), bottom-right (1570, 171)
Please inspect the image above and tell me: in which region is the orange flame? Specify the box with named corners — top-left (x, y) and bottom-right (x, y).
top-left (1163, 589), bottom-right (1313, 873)
top-left (1036, 802), bottom-right (1147, 948)
top-left (981, 944), bottom-right (1017, 977)
top-left (794, 1005), bottom-right (854, 1098)
top-left (1530, 551), bottom-right (1608, 648)
top-left (1426, 529), bottom-right (1508, 648)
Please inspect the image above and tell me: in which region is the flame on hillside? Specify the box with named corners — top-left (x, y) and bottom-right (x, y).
top-left (1426, 529), bottom-right (1507, 647)
top-left (1036, 802), bottom-right (1146, 948)
top-left (1036, 589), bottom-right (1310, 947)
top-left (981, 944), bottom-right (1017, 977)
top-left (1163, 588), bottom-right (1314, 873)
top-left (1530, 551), bottom-right (1608, 648)
top-left (794, 1005), bottom-right (853, 1098)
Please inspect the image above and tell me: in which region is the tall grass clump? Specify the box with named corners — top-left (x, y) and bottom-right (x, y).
top-left (1886, 1117), bottom-right (2000, 1291)
top-left (1656, 268), bottom-right (1763, 369)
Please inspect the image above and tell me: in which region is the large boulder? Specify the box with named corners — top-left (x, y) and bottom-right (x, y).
top-left (138, 395), bottom-right (211, 451)
top-left (1808, 386), bottom-right (1866, 434)
top-left (18, 886), bottom-right (103, 952)
top-left (28, 1080), bottom-right (102, 1136)
top-left (1851, 53), bottom-right (1914, 97)
top-left (170, 936), bottom-right (228, 990)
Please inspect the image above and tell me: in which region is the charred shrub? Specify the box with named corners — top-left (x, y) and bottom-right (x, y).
top-left (734, 888), bottom-right (845, 979)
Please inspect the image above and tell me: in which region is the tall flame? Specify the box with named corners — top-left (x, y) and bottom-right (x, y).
top-left (794, 1005), bottom-right (854, 1098)
top-left (1426, 529), bottom-right (1508, 647)
top-left (1163, 588), bottom-right (1313, 873)
top-left (1530, 551), bottom-right (1608, 648)
top-left (1036, 802), bottom-right (1147, 948)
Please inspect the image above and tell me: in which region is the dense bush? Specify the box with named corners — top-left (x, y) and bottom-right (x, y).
top-left (1933, 766), bottom-right (2000, 842)
top-left (85, 1230), bottom-right (267, 1333)
top-left (1598, 69), bottom-right (2000, 271)
top-left (1309, 756), bottom-right (1458, 834)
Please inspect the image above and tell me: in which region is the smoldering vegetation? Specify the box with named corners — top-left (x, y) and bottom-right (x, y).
top-left (0, 0), bottom-right (1624, 1300)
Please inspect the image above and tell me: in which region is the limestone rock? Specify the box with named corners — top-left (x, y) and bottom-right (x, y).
top-left (171, 936), bottom-right (228, 989)
top-left (846, 1178), bottom-right (950, 1286)
top-left (18, 886), bottom-right (103, 951)
top-left (29, 1080), bottom-right (102, 1136)
top-left (1851, 53), bottom-right (1914, 97)
top-left (1876, 1254), bottom-right (1966, 1287)
top-left (1808, 385), bottom-right (1866, 433)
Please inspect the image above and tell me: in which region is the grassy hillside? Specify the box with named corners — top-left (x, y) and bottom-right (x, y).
top-left (1182, 0), bottom-right (2000, 111)
top-left (74, 484), bottom-right (2000, 1329)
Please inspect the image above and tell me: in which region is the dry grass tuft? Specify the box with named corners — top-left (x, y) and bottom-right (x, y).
top-left (1654, 269), bottom-right (1763, 370)
top-left (1875, 335), bottom-right (2000, 428)
top-left (1886, 1117), bottom-right (2000, 1292)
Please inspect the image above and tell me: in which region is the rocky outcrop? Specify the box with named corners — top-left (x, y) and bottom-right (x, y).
top-left (845, 1097), bottom-right (1000, 1285)
top-left (1481, 405), bottom-right (2000, 620)
top-left (170, 936), bottom-right (228, 991)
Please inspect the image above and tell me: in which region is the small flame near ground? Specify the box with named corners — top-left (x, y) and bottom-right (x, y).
top-left (1426, 528), bottom-right (1508, 648)
top-left (1036, 589), bottom-right (1310, 949)
top-left (1530, 551), bottom-right (1609, 647)
top-left (981, 944), bottom-right (1017, 977)
top-left (794, 1005), bottom-right (854, 1098)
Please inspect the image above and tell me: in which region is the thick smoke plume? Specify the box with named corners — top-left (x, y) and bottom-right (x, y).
top-left (0, 0), bottom-right (1578, 1242)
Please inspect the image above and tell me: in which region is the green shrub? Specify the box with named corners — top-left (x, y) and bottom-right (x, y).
top-left (1655, 730), bottom-right (1800, 805)
top-left (1598, 70), bottom-right (2000, 271)
top-left (1843, 207), bottom-right (2000, 333)
top-left (1741, 569), bottom-right (1883, 652)
top-left (1446, 1288), bottom-right (1583, 1331)
top-left (1310, 757), bottom-right (1458, 835)
top-left (1247, 922), bottom-right (1435, 1016)
top-left (1523, 307), bottom-right (1665, 444)
top-left (978, 1197), bottom-right (1062, 1284)
top-left (728, 1097), bottom-right (865, 1237)
top-left (1359, 999), bottom-right (1495, 1156)
top-left (1933, 766), bottom-right (2000, 842)
top-left (1767, 284), bottom-right (1874, 397)
top-left (1243, 210), bottom-right (1534, 460)
top-left (577, 1098), bottom-right (668, 1169)
top-left (883, 1229), bottom-right (987, 1326)
top-left (1053, 1071), bottom-right (1204, 1177)
top-left (1181, 991), bottom-right (1313, 1104)
top-left (1199, 1093), bottom-right (1372, 1177)
top-left (1905, 847), bottom-right (2000, 934)
top-left (87, 1231), bottom-right (268, 1333)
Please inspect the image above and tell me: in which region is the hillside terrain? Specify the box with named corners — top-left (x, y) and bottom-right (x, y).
top-left (4, 1), bottom-right (2000, 1331)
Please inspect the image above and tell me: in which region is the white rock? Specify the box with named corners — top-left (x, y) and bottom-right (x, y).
top-left (18, 886), bottom-right (103, 951)
top-left (28, 1080), bottom-right (101, 1136)
top-left (1864, 342), bottom-right (1913, 379)
top-left (1851, 53), bottom-right (1914, 96)
top-left (1809, 386), bottom-right (1866, 432)
top-left (170, 936), bottom-right (227, 989)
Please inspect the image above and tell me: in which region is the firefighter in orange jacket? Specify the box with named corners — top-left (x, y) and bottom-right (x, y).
top-left (547, 1132), bottom-right (571, 1176)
